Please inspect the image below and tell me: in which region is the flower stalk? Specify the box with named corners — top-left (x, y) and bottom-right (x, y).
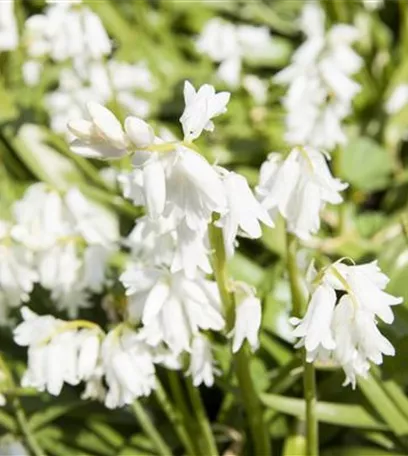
top-left (286, 233), bottom-right (319, 456)
top-left (208, 220), bottom-right (271, 455)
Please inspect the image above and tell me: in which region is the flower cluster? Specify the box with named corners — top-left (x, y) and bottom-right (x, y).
top-left (196, 17), bottom-right (271, 101)
top-left (291, 260), bottom-right (402, 387)
top-left (0, 184), bottom-right (118, 320)
top-left (275, 3), bottom-right (362, 150)
top-left (256, 146), bottom-right (347, 239)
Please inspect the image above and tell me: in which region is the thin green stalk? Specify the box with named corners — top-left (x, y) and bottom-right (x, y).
top-left (131, 400), bottom-right (172, 456)
top-left (208, 221), bottom-right (271, 455)
top-left (0, 355), bottom-right (44, 456)
top-left (154, 379), bottom-right (197, 455)
top-left (12, 396), bottom-right (45, 456)
top-left (286, 233), bottom-right (319, 456)
top-left (185, 378), bottom-right (219, 456)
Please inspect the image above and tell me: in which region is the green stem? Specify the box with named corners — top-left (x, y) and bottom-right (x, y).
top-left (303, 362), bottom-right (319, 456)
top-left (12, 396), bottom-right (45, 456)
top-left (286, 233), bottom-right (319, 456)
top-left (131, 400), bottom-right (172, 456)
top-left (208, 220), bottom-right (271, 455)
top-left (154, 379), bottom-right (197, 455)
top-left (185, 379), bottom-right (219, 456)
top-left (0, 355), bottom-right (44, 456)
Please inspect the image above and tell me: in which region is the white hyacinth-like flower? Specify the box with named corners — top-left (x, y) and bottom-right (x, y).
top-left (232, 283), bottom-right (262, 353)
top-left (256, 146), bottom-right (347, 240)
top-left (275, 3), bottom-right (362, 150)
top-left (120, 266), bottom-right (224, 354)
top-left (218, 169), bottom-right (273, 256)
top-left (187, 334), bottom-right (218, 387)
top-left (180, 81), bottom-right (230, 141)
top-left (14, 307), bottom-right (102, 396)
top-left (291, 260), bottom-right (402, 387)
top-left (102, 327), bottom-right (156, 409)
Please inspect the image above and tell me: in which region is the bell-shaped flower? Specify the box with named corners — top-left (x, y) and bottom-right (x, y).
top-left (120, 266), bottom-right (224, 355)
top-left (68, 102), bottom-right (127, 159)
top-left (13, 308), bottom-right (100, 396)
top-left (257, 146), bottom-right (347, 240)
top-left (187, 335), bottom-right (218, 387)
top-left (217, 169), bottom-right (273, 256)
top-left (166, 145), bottom-right (227, 230)
top-left (291, 260), bottom-right (402, 388)
top-left (179, 81), bottom-right (230, 142)
top-left (0, 222), bottom-right (38, 308)
top-left (290, 283), bottom-right (336, 361)
top-left (101, 327), bottom-right (156, 409)
top-left (232, 284), bottom-right (262, 353)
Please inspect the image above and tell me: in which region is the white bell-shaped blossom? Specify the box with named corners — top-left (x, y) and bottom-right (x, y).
top-left (291, 260), bottom-right (402, 387)
top-left (180, 81), bottom-right (230, 142)
top-left (14, 307), bottom-right (102, 396)
top-left (275, 3), bottom-right (362, 150)
top-left (187, 335), bottom-right (218, 387)
top-left (232, 284), bottom-right (262, 353)
top-left (120, 266), bottom-right (224, 354)
top-left (23, 3), bottom-right (111, 62)
top-left (0, 1), bottom-right (18, 52)
top-left (68, 102), bottom-right (128, 159)
top-left (256, 146), bottom-right (347, 239)
top-left (218, 169), bottom-right (273, 256)
top-left (165, 145), bottom-right (227, 230)
top-left (102, 327), bottom-right (156, 409)
top-left (0, 222), bottom-right (38, 309)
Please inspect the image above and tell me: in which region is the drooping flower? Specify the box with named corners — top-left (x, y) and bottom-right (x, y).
top-left (275, 3), bottom-right (362, 150)
top-left (291, 260), bottom-right (402, 387)
top-left (187, 334), bottom-right (218, 387)
top-left (218, 169), bottom-right (273, 256)
top-left (232, 283), bottom-right (262, 353)
top-left (385, 84), bottom-right (408, 115)
top-left (120, 266), bottom-right (224, 354)
top-left (14, 307), bottom-right (102, 396)
top-left (256, 146), bottom-right (347, 240)
top-left (101, 327), bottom-right (156, 409)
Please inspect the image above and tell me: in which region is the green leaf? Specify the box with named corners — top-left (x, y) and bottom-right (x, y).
top-left (29, 401), bottom-right (85, 432)
top-left (322, 446), bottom-right (404, 456)
top-left (358, 374), bottom-right (408, 436)
top-left (261, 393), bottom-right (388, 430)
top-left (339, 137), bottom-right (393, 191)
top-left (228, 252), bottom-right (266, 287)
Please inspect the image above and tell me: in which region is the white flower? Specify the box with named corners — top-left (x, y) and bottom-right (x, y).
top-left (0, 1), bottom-right (18, 52)
top-left (187, 335), bottom-right (218, 387)
top-left (120, 266), bottom-right (224, 354)
top-left (218, 169), bottom-right (273, 256)
top-left (165, 146), bottom-right (227, 230)
top-left (0, 222), bottom-right (38, 308)
top-left (102, 327), bottom-right (156, 409)
top-left (179, 81), bottom-right (230, 141)
top-left (68, 102), bottom-right (127, 159)
top-left (275, 3), bottom-right (362, 150)
top-left (232, 284), bottom-right (262, 353)
top-left (82, 245), bottom-right (110, 293)
top-left (291, 260), bottom-right (402, 387)
top-left (14, 308), bottom-right (103, 396)
top-left (385, 84), bottom-right (408, 114)
top-left (256, 146), bottom-right (347, 239)
top-left (291, 283), bottom-right (336, 360)
top-left (243, 75), bottom-right (268, 104)
top-left (14, 308), bottom-right (79, 395)
top-left (64, 187), bottom-right (119, 246)
top-left (23, 4), bottom-right (111, 62)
